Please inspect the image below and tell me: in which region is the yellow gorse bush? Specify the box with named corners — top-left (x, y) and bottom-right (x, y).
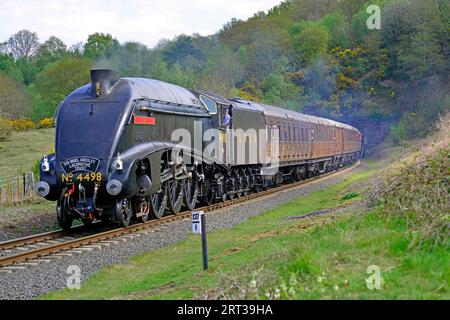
top-left (3, 117), bottom-right (54, 131)
top-left (6, 118), bottom-right (36, 131)
top-left (38, 117), bottom-right (54, 128)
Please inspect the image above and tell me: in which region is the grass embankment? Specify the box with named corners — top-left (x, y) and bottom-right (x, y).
top-left (0, 128), bottom-right (55, 237)
top-left (0, 128), bottom-right (54, 179)
top-left (41, 155), bottom-right (448, 299)
top-left (371, 115), bottom-right (449, 250)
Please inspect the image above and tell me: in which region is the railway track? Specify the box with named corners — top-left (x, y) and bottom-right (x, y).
top-left (0, 161), bottom-right (359, 273)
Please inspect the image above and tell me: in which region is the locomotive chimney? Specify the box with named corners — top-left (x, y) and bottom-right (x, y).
top-left (90, 69), bottom-right (120, 98)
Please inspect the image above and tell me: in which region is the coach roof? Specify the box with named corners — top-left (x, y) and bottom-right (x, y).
top-left (231, 99), bottom-right (357, 131)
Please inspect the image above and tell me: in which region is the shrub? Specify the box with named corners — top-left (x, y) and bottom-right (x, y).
top-left (390, 121), bottom-right (407, 145)
top-left (6, 118), bottom-right (36, 131)
top-left (28, 84), bottom-right (54, 121)
top-left (394, 94), bottom-right (450, 143)
top-left (38, 117), bottom-right (54, 128)
top-left (0, 117), bottom-right (12, 141)
top-left (32, 159), bottom-right (40, 179)
top-left (371, 114), bottom-right (450, 249)
top-left (341, 192), bottom-right (359, 201)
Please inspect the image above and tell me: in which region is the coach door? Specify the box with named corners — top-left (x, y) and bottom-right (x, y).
top-left (268, 122), bottom-right (280, 164)
top-left (308, 126), bottom-right (314, 159)
top-left (336, 128), bottom-right (344, 154)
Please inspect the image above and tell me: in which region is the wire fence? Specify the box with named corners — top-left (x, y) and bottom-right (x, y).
top-left (0, 172), bottom-right (36, 205)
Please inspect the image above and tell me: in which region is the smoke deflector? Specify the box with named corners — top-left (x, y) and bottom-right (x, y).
top-left (90, 69), bottom-right (120, 98)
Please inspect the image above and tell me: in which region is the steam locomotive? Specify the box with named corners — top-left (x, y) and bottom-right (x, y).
top-left (35, 69), bottom-right (361, 230)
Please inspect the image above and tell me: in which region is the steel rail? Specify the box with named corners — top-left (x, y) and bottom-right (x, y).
top-left (0, 222), bottom-right (104, 251)
top-left (0, 161), bottom-right (359, 268)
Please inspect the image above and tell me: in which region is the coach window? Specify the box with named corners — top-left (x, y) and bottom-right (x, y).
top-left (287, 123), bottom-right (291, 141)
top-left (200, 95), bottom-right (217, 114)
top-left (289, 123), bottom-right (294, 141)
top-left (286, 123), bottom-right (289, 141)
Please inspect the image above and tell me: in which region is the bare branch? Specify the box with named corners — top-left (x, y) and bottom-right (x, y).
top-left (7, 29), bottom-right (40, 60)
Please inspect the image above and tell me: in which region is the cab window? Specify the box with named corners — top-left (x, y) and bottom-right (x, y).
top-left (200, 95), bottom-right (217, 114)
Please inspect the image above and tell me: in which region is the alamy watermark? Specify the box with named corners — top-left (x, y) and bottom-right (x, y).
top-left (66, 265), bottom-right (81, 289)
top-left (367, 5), bottom-right (381, 30)
top-left (366, 265), bottom-right (382, 290)
top-left (170, 120), bottom-right (280, 170)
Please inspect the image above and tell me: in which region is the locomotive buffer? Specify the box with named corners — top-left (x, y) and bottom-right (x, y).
top-left (192, 211), bottom-right (208, 270)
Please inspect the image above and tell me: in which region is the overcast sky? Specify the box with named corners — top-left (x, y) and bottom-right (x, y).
top-left (0, 0), bottom-right (282, 48)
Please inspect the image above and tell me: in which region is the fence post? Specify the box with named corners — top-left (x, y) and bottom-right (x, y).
top-left (0, 172), bottom-right (36, 204)
top-left (7, 177), bottom-right (12, 204)
top-left (23, 173), bottom-right (26, 197)
top-left (30, 172), bottom-right (35, 199)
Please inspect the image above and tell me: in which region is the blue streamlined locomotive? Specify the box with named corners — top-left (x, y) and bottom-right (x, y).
top-left (35, 69), bottom-right (361, 230)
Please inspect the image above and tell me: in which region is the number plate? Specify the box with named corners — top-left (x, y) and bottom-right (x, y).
top-left (61, 172), bottom-right (102, 183)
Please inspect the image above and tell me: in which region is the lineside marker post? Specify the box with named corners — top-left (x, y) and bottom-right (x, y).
top-left (192, 211), bottom-right (208, 270)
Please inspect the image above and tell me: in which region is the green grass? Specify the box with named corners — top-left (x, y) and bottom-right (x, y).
top-left (39, 161), bottom-right (448, 299)
top-left (0, 128), bottom-right (54, 179)
top-left (255, 212), bottom-right (448, 299)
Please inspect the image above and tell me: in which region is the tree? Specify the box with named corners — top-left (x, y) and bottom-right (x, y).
top-left (34, 57), bottom-right (91, 115)
top-left (197, 45), bottom-right (244, 95)
top-left (169, 63), bottom-right (196, 88)
top-left (7, 30), bottom-right (40, 60)
top-left (292, 24), bottom-right (329, 65)
top-left (148, 58), bottom-right (196, 88)
top-left (149, 58), bottom-right (170, 81)
top-left (246, 33), bottom-right (287, 81)
top-left (0, 53), bottom-right (23, 82)
top-left (0, 72), bottom-right (30, 118)
top-left (293, 58), bottom-right (336, 113)
top-left (290, 0), bottom-right (339, 21)
top-left (380, 1), bottom-right (415, 46)
top-left (83, 33), bottom-right (119, 59)
top-left (0, 42), bottom-right (7, 54)
top-left (68, 42), bottom-right (84, 57)
top-left (219, 9), bottom-right (292, 52)
top-left (38, 36), bottom-right (67, 56)
top-left (160, 34), bottom-right (206, 71)
top-left (36, 36), bottom-right (67, 71)
top-left (320, 12), bottom-right (350, 48)
top-left (108, 41), bottom-right (149, 77)
top-left (397, 26), bottom-right (446, 80)
top-left (15, 57), bottom-right (38, 85)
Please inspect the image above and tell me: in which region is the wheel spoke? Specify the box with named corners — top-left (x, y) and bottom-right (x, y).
top-left (150, 186), bottom-right (167, 219)
top-left (115, 198), bottom-right (132, 227)
top-left (183, 177), bottom-right (198, 210)
top-left (168, 178), bottom-right (184, 214)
